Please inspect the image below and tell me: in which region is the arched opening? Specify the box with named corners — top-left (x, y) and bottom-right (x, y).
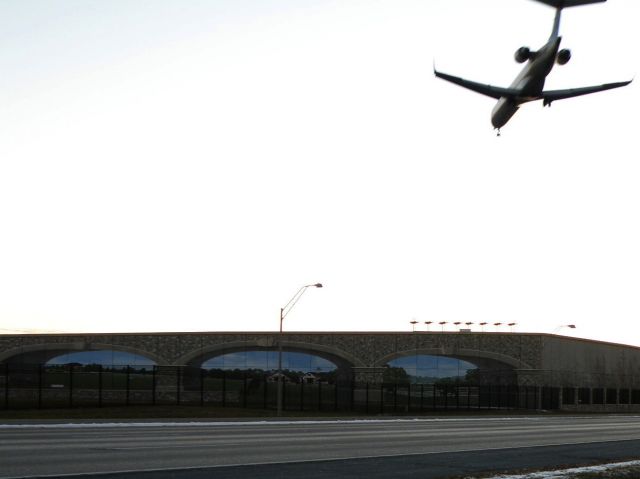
top-left (202, 350), bottom-right (337, 384)
top-left (3, 349), bottom-right (158, 402)
top-left (42, 351), bottom-right (157, 389)
top-left (384, 354), bottom-right (516, 385)
top-left (1, 344), bottom-right (163, 368)
top-left (47, 351), bottom-right (156, 368)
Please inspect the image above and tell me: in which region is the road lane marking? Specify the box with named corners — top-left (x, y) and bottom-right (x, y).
top-left (2, 415), bottom-right (640, 429)
top-left (2, 438), bottom-right (640, 479)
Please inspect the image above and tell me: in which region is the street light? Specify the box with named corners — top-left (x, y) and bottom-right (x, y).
top-left (479, 322), bottom-right (488, 331)
top-left (508, 322), bottom-right (517, 332)
top-left (278, 283), bottom-right (323, 417)
top-left (410, 320), bottom-right (418, 332)
top-left (439, 321), bottom-right (447, 332)
top-left (425, 321), bottom-right (433, 332)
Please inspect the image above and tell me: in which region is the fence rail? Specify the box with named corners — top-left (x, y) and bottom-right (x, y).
top-left (2, 364), bottom-right (638, 412)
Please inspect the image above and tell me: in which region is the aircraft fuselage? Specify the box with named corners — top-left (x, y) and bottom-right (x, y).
top-left (491, 37), bottom-right (561, 128)
top-left (434, 0), bottom-right (631, 132)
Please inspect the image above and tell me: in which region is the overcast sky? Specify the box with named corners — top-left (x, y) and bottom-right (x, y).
top-left (1, 0), bottom-right (639, 346)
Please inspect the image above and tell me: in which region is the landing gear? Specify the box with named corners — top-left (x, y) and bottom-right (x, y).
top-left (495, 128), bottom-right (501, 137)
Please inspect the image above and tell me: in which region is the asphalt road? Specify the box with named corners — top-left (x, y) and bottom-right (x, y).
top-left (1, 416), bottom-right (640, 478)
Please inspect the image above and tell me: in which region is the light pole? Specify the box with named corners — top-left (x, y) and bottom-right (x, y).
top-left (410, 320), bottom-right (418, 332)
top-left (425, 321), bottom-right (433, 332)
top-left (278, 283), bottom-right (323, 417)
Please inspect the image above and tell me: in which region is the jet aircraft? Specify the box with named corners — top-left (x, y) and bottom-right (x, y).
top-left (434, 0), bottom-right (631, 135)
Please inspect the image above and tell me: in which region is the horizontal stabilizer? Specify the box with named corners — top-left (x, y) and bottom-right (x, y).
top-left (532, 0), bottom-right (606, 8)
top-left (542, 80), bottom-right (632, 105)
top-left (434, 70), bottom-right (521, 100)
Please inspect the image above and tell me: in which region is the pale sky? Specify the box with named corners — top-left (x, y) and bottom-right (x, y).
top-left (1, 0), bottom-right (638, 346)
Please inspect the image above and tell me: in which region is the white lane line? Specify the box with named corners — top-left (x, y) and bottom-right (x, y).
top-left (2, 416), bottom-right (640, 429)
top-left (95, 442), bottom-right (246, 450)
top-left (2, 437), bottom-right (640, 479)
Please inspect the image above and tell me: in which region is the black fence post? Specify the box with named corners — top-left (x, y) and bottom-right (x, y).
top-left (351, 382), bottom-right (355, 412)
top-left (393, 384), bottom-right (398, 413)
top-left (221, 370), bottom-right (226, 408)
top-left (283, 379), bottom-right (288, 412)
top-left (432, 384), bottom-right (436, 410)
top-left (365, 383), bottom-right (369, 414)
top-left (244, 373), bottom-right (248, 409)
top-left (4, 364), bottom-right (8, 410)
top-left (200, 369), bottom-right (205, 407)
top-left (68, 364), bottom-right (74, 408)
top-left (152, 366), bottom-right (157, 406)
top-left (126, 366), bottom-right (131, 406)
top-left (176, 367), bottom-right (181, 406)
top-left (263, 374), bottom-right (268, 410)
top-left (98, 365), bottom-right (103, 408)
top-left (38, 364), bottom-right (43, 409)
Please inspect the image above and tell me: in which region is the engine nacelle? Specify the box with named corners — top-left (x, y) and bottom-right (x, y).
top-left (514, 46), bottom-right (532, 63)
top-left (556, 49), bottom-right (571, 65)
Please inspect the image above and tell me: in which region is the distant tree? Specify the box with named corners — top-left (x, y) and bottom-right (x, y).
top-left (383, 366), bottom-right (411, 384)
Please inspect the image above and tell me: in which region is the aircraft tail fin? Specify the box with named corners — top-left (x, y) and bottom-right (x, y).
top-left (531, 0), bottom-right (606, 8)
top-left (536, 0), bottom-right (606, 39)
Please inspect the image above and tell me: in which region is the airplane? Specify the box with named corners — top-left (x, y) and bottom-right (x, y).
top-left (434, 0), bottom-right (632, 135)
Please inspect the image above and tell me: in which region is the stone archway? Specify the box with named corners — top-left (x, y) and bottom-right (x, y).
top-left (367, 348), bottom-right (529, 385)
top-left (374, 347), bottom-right (530, 370)
top-left (0, 343), bottom-right (165, 367)
top-left (173, 339), bottom-right (364, 383)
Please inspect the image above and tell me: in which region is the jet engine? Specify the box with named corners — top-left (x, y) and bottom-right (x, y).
top-left (556, 49), bottom-right (571, 65)
top-left (514, 46), bottom-right (532, 63)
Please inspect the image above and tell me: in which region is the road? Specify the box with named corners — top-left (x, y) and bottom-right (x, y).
top-left (1, 416), bottom-right (640, 478)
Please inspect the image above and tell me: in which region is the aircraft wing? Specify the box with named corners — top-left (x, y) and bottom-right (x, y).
top-left (542, 80), bottom-right (632, 105)
top-left (434, 70), bottom-right (521, 100)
